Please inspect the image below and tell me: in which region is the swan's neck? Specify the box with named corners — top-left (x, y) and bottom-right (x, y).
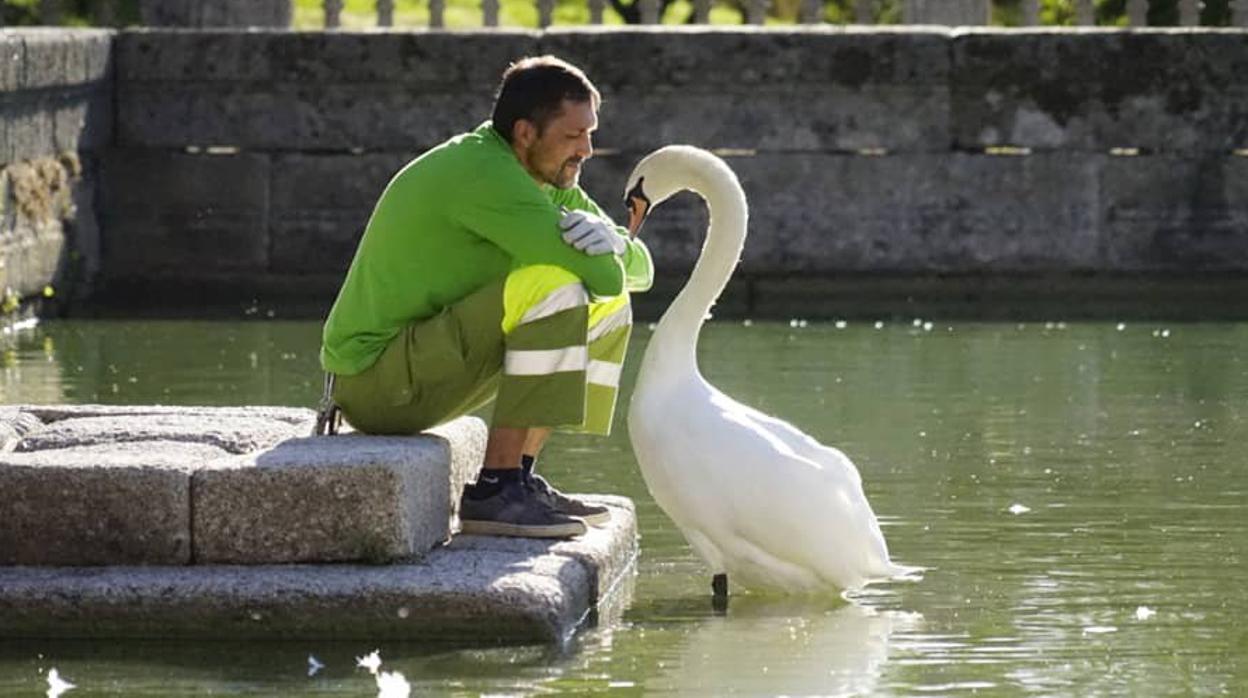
top-left (647, 165), bottom-right (747, 374)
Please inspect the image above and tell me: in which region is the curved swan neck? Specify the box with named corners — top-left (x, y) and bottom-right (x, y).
top-left (649, 161), bottom-right (747, 370)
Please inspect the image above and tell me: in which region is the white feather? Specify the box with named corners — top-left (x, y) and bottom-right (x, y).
top-left (355, 649), bottom-right (382, 675)
top-left (375, 670), bottom-right (411, 698)
top-left (46, 668), bottom-right (75, 697)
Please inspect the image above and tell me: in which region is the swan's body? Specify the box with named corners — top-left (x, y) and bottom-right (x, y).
top-left (625, 146), bottom-right (909, 592)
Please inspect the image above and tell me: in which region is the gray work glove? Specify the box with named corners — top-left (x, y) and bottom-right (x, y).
top-left (560, 209), bottom-right (627, 256)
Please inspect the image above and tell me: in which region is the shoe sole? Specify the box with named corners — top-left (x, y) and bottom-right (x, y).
top-left (460, 519), bottom-right (587, 539)
top-left (573, 510), bottom-right (611, 527)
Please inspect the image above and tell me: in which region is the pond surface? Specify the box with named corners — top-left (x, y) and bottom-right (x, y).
top-left (1, 319), bottom-right (1245, 696)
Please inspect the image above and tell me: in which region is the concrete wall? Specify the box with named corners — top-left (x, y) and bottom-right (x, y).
top-left (0, 29), bottom-right (112, 313)
top-left (32, 28), bottom-right (1248, 316)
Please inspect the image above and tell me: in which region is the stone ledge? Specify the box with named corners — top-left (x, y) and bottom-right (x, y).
top-left (193, 435), bottom-right (462, 564)
top-left (0, 499), bottom-right (638, 644)
top-left (0, 408), bottom-right (42, 451)
top-left (16, 412), bottom-right (307, 454)
top-left (14, 29), bottom-right (114, 90)
top-left (446, 495), bottom-right (638, 607)
top-left (0, 440), bottom-right (207, 565)
top-left (19, 403), bottom-right (316, 427)
top-left (0, 406), bottom-right (488, 566)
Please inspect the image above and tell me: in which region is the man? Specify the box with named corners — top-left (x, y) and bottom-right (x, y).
top-left (320, 56), bottom-right (653, 539)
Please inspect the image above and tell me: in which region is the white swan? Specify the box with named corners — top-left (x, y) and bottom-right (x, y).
top-left (624, 146), bottom-right (912, 595)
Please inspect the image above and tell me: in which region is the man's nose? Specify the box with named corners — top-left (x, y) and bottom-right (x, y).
top-left (578, 134), bottom-right (593, 160)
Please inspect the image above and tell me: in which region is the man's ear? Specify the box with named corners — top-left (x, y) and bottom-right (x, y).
top-left (513, 119), bottom-right (537, 149)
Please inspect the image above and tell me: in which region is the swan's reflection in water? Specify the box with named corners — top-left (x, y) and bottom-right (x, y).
top-left (631, 595), bottom-right (918, 696)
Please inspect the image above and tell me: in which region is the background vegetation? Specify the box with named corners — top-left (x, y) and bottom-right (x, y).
top-left (0, 0), bottom-right (1235, 29)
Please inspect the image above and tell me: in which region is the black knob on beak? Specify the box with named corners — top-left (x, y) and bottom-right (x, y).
top-left (625, 177), bottom-right (651, 240)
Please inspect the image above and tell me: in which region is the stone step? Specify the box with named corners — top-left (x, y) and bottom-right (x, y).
top-left (0, 405), bottom-right (486, 566)
top-left (0, 497), bottom-right (638, 644)
top-left (446, 495), bottom-right (638, 609)
top-left (0, 439), bottom-right (211, 565)
top-left (193, 432), bottom-right (476, 564)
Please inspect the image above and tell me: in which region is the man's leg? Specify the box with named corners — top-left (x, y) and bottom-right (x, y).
top-left (332, 279), bottom-right (507, 435)
top-left (582, 291), bottom-right (633, 435)
top-left (483, 427), bottom-right (546, 469)
top-left (460, 266), bottom-right (599, 538)
top-left (491, 268), bottom-right (592, 430)
top-left (491, 269), bottom-right (633, 435)
top-left (521, 427), bottom-right (552, 459)
top-left (466, 265), bottom-right (636, 534)
top-left (517, 292), bottom-right (632, 526)
top-left (334, 264), bottom-right (621, 538)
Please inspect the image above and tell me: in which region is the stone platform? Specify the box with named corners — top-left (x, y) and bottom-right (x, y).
top-left (0, 405), bottom-right (638, 644)
top-left (0, 496), bottom-right (637, 644)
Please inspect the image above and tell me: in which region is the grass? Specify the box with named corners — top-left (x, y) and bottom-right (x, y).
top-left (289, 0), bottom-right (888, 28)
top-left (294, 0), bottom-right (624, 28)
top-left (288, 0), bottom-right (1218, 30)
top-left (0, 0), bottom-right (1217, 29)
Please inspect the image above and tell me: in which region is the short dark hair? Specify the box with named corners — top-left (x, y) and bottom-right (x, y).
top-left (492, 55), bottom-right (601, 144)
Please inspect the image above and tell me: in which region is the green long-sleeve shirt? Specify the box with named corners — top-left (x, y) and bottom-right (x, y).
top-left (321, 121), bottom-right (654, 376)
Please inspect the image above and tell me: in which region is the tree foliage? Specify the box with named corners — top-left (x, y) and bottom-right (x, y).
top-left (601, 0), bottom-right (1230, 24)
top-left (0, 0), bottom-right (1234, 27)
top-left (1, 0), bottom-right (140, 25)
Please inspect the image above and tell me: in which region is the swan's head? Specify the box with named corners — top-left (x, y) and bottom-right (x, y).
top-left (623, 145), bottom-right (707, 239)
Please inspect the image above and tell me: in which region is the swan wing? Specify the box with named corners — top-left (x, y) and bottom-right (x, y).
top-left (707, 388), bottom-right (903, 588)
top-left (730, 398), bottom-right (863, 488)
top-left (633, 381), bottom-right (894, 589)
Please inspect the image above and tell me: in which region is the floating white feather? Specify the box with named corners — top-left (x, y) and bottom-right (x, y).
top-left (46, 668), bottom-right (75, 697)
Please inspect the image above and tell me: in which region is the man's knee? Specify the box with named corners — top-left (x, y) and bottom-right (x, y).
top-left (507, 264), bottom-right (581, 290)
top-left (503, 265), bottom-right (590, 334)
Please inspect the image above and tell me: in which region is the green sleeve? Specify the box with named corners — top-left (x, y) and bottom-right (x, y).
top-left (551, 186), bottom-right (655, 293)
top-left (455, 177), bottom-right (625, 298)
top-left (620, 237), bottom-right (654, 293)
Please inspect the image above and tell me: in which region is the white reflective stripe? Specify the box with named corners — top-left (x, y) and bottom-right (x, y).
top-left (519, 283), bottom-right (589, 326)
top-left (504, 346), bottom-right (588, 376)
top-left (588, 304), bottom-right (633, 343)
top-left (587, 360), bottom-right (623, 387)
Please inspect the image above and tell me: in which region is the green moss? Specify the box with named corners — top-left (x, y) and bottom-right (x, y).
top-left (5, 154), bottom-right (78, 224)
top-left (2, 287), bottom-right (21, 315)
top-left (0, 154), bottom-right (80, 318)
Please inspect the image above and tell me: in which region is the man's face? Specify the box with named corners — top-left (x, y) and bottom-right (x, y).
top-left (516, 99), bottom-right (597, 189)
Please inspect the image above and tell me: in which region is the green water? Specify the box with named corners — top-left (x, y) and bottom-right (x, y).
top-left (1, 319), bottom-right (1245, 696)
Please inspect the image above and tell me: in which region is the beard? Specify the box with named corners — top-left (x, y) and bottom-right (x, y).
top-left (548, 157), bottom-right (582, 189)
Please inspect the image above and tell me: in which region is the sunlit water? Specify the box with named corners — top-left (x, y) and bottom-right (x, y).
top-left (1, 319), bottom-right (1245, 695)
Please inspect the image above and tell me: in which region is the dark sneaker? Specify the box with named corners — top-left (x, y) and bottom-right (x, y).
top-left (459, 480), bottom-right (587, 539)
top-left (526, 473), bottom-right (611, 526)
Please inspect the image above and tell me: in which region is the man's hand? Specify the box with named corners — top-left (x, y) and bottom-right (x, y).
top-left (560, 209), bottom-right (627, 256)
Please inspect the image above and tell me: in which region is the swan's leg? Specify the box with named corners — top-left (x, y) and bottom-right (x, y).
top-left (711, 573), bottom-right (729, 614)
top-left (680, 527), bottom-right (730, 610)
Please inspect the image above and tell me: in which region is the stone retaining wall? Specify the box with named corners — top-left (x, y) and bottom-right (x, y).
top-left (0, 29), bottom-right (112, 314)
top-left (100, 27), bottom-right (1248, 316)
top-left (3, 28), bottom-right (1247, 318)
